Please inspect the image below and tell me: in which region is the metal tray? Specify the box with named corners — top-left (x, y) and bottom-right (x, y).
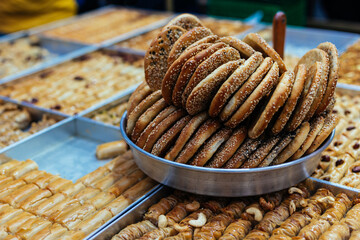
top-left (0, 34), bottom-right (95, 84)
top-left (0, 116), bottom-right (161, 239)
top-left (0, 47), bottom-right (143, 116)
top-left (120, 112), bottom-right (335, 197)
top-left (38, 6), bottom-right (174, 47)
top-left (90, 177), bottom-right (359, 240)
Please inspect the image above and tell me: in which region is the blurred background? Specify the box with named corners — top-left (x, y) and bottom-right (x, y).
top-left (1, 0), bottom-right (360, 34)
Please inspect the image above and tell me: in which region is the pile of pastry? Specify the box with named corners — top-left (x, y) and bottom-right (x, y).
top-left (0, 152), bottom-right (155, 239)
top-left (125, 14), bottom-right (339, 168)
top-left (112, 184), bottom-right (360, 240)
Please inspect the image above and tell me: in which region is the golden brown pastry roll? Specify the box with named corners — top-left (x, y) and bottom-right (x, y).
top-left (319, 193), bottom-right (352, 224)
top-left (241, 203), bottom-right (265, 225)
top-left (43, 198), bottom-right (81, 220)
top-left (194, 213), bottom-right (233, 239)
top-left (111, 220), bottom-right (157, 240)
top-left (104, 151), bottom-right (134, 171)
top-left (0, 176), bottom-right (13, 186)
top-left (0, 205), bottom-right (23, 225)
top-left (46, 178), bottom-right (73, 194)
top-left (242, 229), bottom-right (269, 240)
top-left (255, 204), bottom-right (289, 234)
top-left (2, 211), bottom-right (35, 234)
top-left (144, 195), bottom-right (179, 225)
top-left (77, 167), bottom-right (110, 187)
top-left (8, 159), bottom-right (38, 179)
top-left (30, 193), bottom-right (65, 216)
top-left (106, 169), bottom-right (146, 197)
top-left (19, 170), bottom-right (46, 184)
top-left (138, 227), bottom-right (177, 239)
top-left (297, 219), bottom-right (330, 240)
top-left (219, 219), bottom-right (252, 240)
top-left (74, 209), bottom-right (113, 236)
top-left (85, 191), bottom-right (115, 210)
top-left (31, 223), bottom-right (67, 240)
top-left (318, 221), bottom-right (350, 240)
top-left (92, 162), bottom-right (138, 191)
top-left (0, 179), bottom-right (27, 199)
top-left (271, 212), bottom-right (311, 237)
top-left (104, 196), bottom-right (131, 216)
top-left (55, 203), bottom-right (96, 230)
top-left (0, 183), bottom-right (39, 207)
top-left (0, 160), bottom-right (22, 175)
top-left (122, 178), bottom-right (157, 202)
top-left (320, 153), bottom-right (355, 183)
top-left (342, 203), bottom-right (360, 231)
top-left (57, 231), bottom-right (86, 240)
top-left (18, 188), bottom-right (52, 211)
top-left (60, 181), bottom-right (86, 197)
top-left (96, 140), bottom-right (128, 160)
top-left (221, 201), bottom-right (247, 219)
top-left (73, 187), bottom-right (100, 202)
top-left (32, 173), bottom-right (60, 189)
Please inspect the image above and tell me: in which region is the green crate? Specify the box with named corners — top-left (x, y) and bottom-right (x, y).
top-left (207, 0), bottom-right (306, 26)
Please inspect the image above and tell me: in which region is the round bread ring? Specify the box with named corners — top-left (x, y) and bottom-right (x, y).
top-left (243, 33), bottom-right (287, 74)
top-left (209, 52), bottom-right (263, 118)
top-left (258, 133), bottom-right (293, 167)
top-left (172, 42), bottom-right (228, 107)
top-left (248, 70), bottom-right (295, 139)
top-left (286, 61), bottom-right (323, 132)
top-left (224, 138), bottom-right (263, 169)
top-left (145, 26), bottom-right (186, 90)
top-left (167, 27), bottom-right (213, 67)
top-left (220, 36), bottom-right (255, 59)
top-left (220, 57), bottom-right (273, 121)
top-left (306, 113), bottom-right (339, 154)
top-left (207, 126), bottom-right (247, 168)
top-left (271, 64), bottom-right (307, 135)
top-left (143, 109), bottom-right (187, 152)
top-left (316, 42), bottom-right (339, 114)
top-left (126, 90), bottom-right (162, 135)
top-left (175, 119), bottom-right (221, 164)
top-left (272, 122), bottom-right (311, 165)
top-left (151, 115), bottom-right (192, 157)
top-left (290, 115), bottom-right (325, 160)
top-left (182, 47), bottom-right (241, 108)
top-left (241, 135), bottom-right (281, 168)
top-left (165, 13), bottom-right (204, 31)
top-left (131, 98), bottom-right (168, 142)
top-left (162, 43), bottom-right (211, 104)
top-left (186, 59), bottom-right (242, 115)
top-left (186, 35), bottom-right (219, 50)
top-left (127, 82), bottom-right (152, 115)
top-left (190, 128), bottom-right (232, 167)
top-left (165, 112), bottom-right (208, 160)
top-left (136, 106), bottom-right (177, 149)
top-left (304, 62), bottom-right (330, 121)
top-left (225, 62), bottom-right (279, 128)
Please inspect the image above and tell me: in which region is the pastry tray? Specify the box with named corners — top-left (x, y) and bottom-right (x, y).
top-left (0, 47), bottom-right (143, 116)
top-left (0, 34), bottom-right (95, 84)
top-left (0, 116), bottom-right (160, 239)
top-left (89, 177), bottom-right (360, 240)
top-left (37, 5), bottom-right (174, 47)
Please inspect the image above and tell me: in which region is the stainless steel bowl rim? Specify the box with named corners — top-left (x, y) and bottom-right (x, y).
top-left (120, 111), bottom-right (334, 173)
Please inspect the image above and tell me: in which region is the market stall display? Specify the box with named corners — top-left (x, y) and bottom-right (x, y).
top-left (0, 152), bottom-right (156, 239)
top-left (42, 8), bottom-right (170, 44)
top-left (0, 50), bottom-right (144, 115)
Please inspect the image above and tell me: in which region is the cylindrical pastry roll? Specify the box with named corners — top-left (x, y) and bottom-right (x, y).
top-left (0, 183), bottom-right (39, 207)
top-left (2, 212), bottom-right (35, 234)
top-left (76, 167), bottom-right (110, 187)
top-left (111, 220), bottom-right (157, 240)
top-left (296, 219), bottom-right (330, 240)
top-left (138, 227), bottom-right (177, 239)
top-left (73, 187), bottom-right (100, 202)
top-left (122, 178), bottom-right (157, 202)
top-left (85, 191), bottom-right (116, 210)
top-left (319, 193), bottom-right (352, 224)
top-left (219, 219), bottom-right (252, 240)
top-left (342, 203), bottom-right (360, 231)
top-left (318, 222), bottom-right (350, 240)
top-left (96, 140), bottom-right (128, 160)
top-left (31, 223), bottom-right (67, 240)
top-left (18, 189), bottom-right (52, 211)
top-left (60, 181), bottom-right (86, 197)
top-left (271, 212), bottom-right (310, 237)
top-left (243, 229), bottom-right (269, 240)
top-left (0, 205), bottom-right (23, 225)
top-left (194, 213), bottom-right (233, 239)
top-left (8, 159), bottom-right (38, 179)
top-left (45, 178), bottom-right (73, 194)
top-left (30, 193), bottom-right (65, 216)
top-left (0, 179), bottom-right (26, 198)
top-left (55, 204), bottom-right (96, 230)
top-left (106, 169), bottom-right (146, 197)
top-left (74, 209), bottom-right (113, 236)
top-left (144, 195), bottom-right (179, 225)
top-left (16, 218), bottom-right (52, 239)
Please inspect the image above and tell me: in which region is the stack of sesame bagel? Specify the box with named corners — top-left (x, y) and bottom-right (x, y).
top-left (125, 14), bottom-right (339, 168)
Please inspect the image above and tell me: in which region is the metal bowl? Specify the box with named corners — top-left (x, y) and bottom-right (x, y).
top-left (121, 112), bottom-right (334, 197)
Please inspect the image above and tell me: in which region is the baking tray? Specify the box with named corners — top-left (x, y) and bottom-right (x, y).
top-left (121, 111), bottom-right (335, 197)
top-left (39, 6), bottom-right (174, 47)
top-left (0, 34), bottom-right (96, 84)
top-left (0, 116), bottom-right (161, 239)
top-left (90, 177), bottom-right (360, 240)
top-left (0, 47), bottom-right (143, 116)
